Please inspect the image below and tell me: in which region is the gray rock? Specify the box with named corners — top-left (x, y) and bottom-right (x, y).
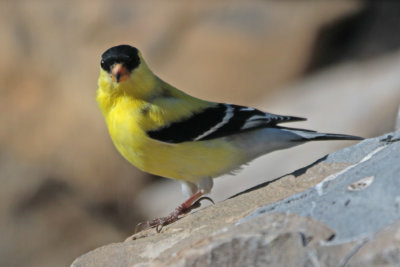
top-left (243, 130), bottom-right (400, 244)
top-left (72, 128), bottom-right (400, 267)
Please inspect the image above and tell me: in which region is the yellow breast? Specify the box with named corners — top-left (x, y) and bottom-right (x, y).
top-left (102, 97), bottom-right (242, 182)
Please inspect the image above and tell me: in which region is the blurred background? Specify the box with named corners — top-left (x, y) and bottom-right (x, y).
top-left (1, 1), bottom-right (400, 266)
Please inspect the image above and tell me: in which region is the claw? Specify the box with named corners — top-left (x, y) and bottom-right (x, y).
top-left (156, 224), bottom-right (163, 233)
top-left (134, 192), bottom-right (215, 234)
top-left (194, 196), bottom-right (215, 206)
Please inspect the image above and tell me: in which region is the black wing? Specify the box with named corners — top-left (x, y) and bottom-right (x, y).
top-left (146, 104), bottom-right (306, 144)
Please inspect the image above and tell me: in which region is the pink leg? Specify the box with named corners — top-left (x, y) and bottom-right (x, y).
top-left (135, 191), bottom-right (214, 233)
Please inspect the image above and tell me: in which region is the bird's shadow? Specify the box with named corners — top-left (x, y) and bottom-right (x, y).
top-left (228, 155), bottom-right (328, 199)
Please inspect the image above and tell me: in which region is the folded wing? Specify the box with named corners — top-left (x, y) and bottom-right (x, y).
top-left (147, 104), bottom-right (306, 144)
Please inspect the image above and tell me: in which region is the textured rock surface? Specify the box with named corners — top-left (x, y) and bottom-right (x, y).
top-left (72, 127), bottom-right (400, 266)
top-left (244, 132), bottom-right (400, 244)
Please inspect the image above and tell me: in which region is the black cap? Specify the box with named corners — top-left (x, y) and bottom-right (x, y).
top-left (100, 45), bottom-right (140, 73)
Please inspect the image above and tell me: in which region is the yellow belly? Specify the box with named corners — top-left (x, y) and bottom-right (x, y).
top-left (106, 104), bottom-right (241, 183)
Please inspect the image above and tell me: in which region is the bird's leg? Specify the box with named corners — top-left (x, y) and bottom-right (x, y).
top-left (149, 191), bottom-right (203, 231)
top-left (135, 191), bottom-right (214, 233)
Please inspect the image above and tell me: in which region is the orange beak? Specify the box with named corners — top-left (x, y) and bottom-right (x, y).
top-left (111, 63), bottom-right (130, 83)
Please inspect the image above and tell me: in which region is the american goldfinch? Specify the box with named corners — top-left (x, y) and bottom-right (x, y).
top-left (97, 44), bottom-right (363, 230)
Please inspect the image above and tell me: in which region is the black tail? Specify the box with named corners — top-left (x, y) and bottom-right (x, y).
top-left (308, 133), bottom-right (364, 141)
top-left (277, 126), bottom-right (364, 142)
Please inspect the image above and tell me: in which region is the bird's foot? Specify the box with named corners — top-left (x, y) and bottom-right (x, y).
top-left (134, 192), bottom-right (214, 233)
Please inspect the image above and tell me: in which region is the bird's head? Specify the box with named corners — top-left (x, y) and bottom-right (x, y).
top-left (100, 45), bottom-right (140, 84)
top-left (98, 45), bottom-right (157, 99)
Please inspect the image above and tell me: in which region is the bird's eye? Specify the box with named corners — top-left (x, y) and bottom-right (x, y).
top-left (100, 59), bottom-right (112, 72)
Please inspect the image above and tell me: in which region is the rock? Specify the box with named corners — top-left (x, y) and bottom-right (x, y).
top-left (71, 126), bottom-right (400, 266)
top-left (244, 132), bottom-right (400, 244)
top-left (347, 221), bottom-right (400, 266)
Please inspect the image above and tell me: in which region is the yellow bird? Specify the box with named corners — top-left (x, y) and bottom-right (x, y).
top-left (97, 45), bottom-right (363, 229)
